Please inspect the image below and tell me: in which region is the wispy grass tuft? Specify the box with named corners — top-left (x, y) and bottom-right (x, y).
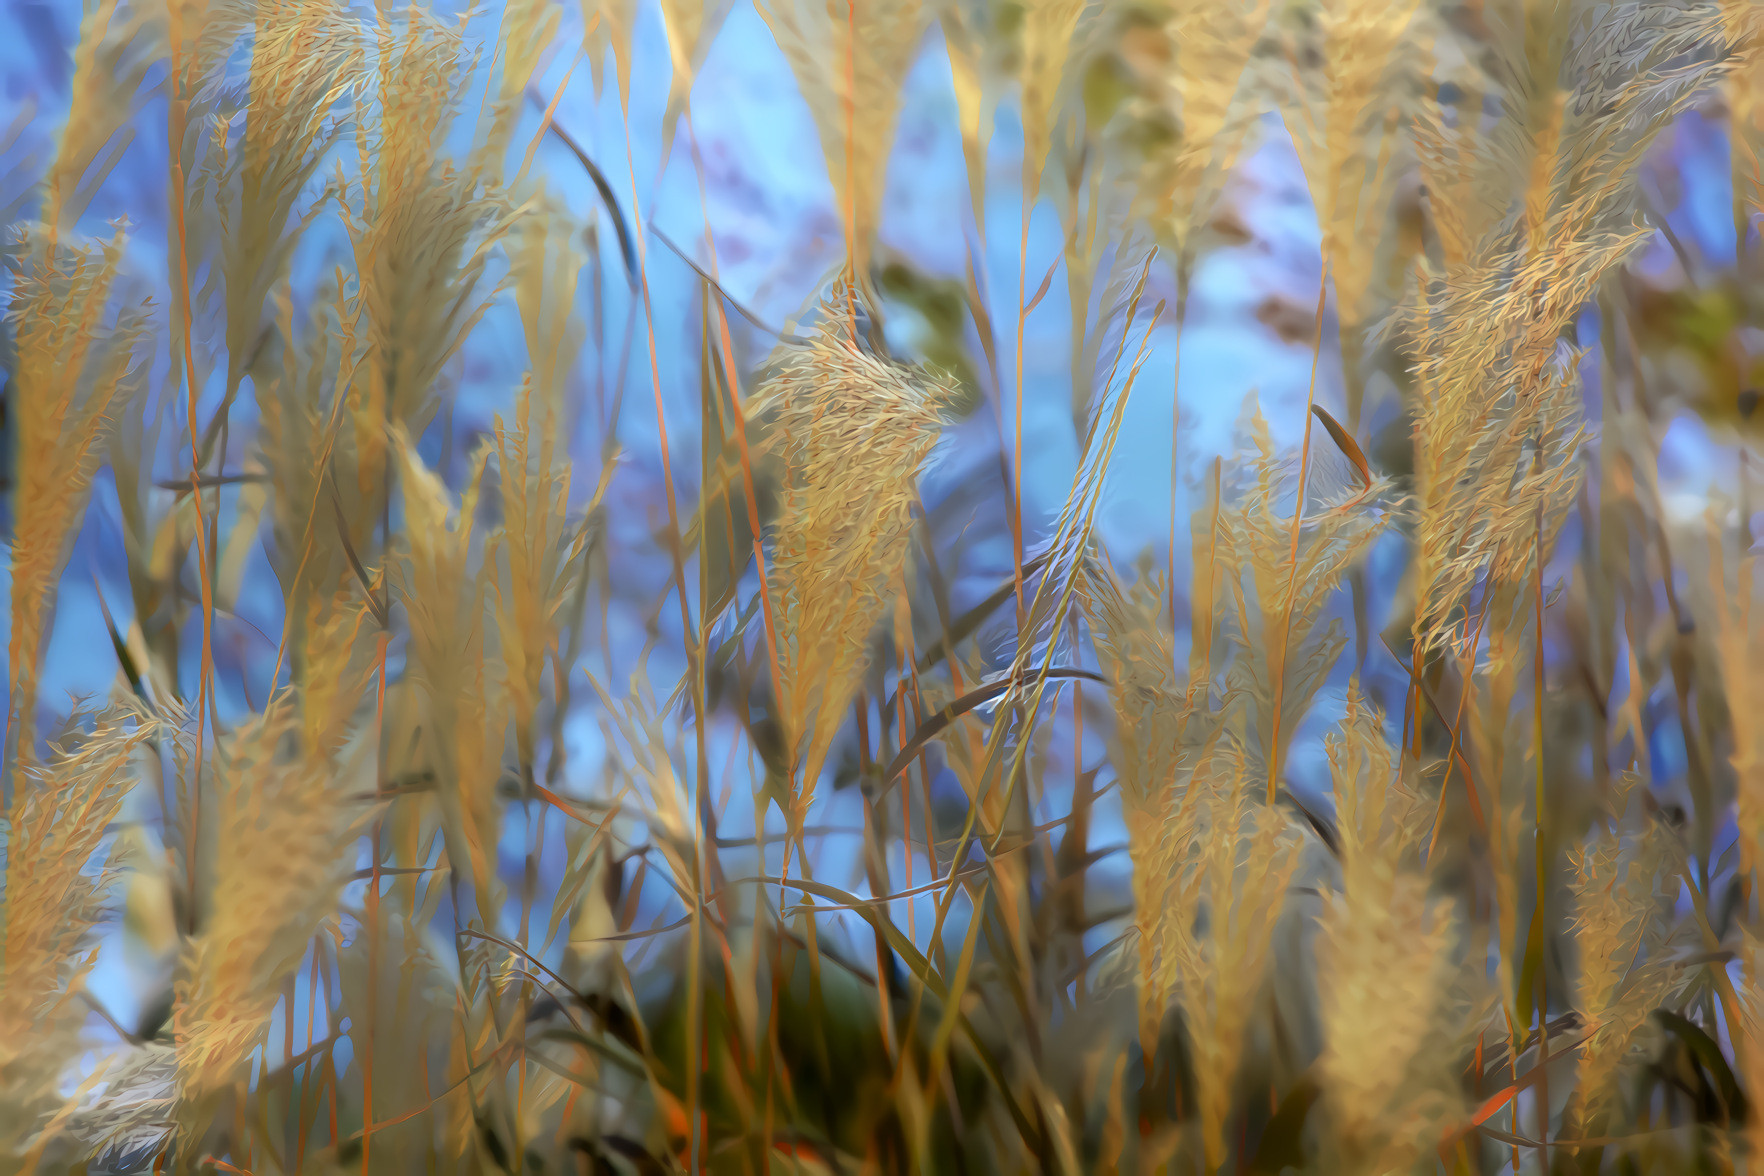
top-left (10, 2), bottom-right (1764, 1172)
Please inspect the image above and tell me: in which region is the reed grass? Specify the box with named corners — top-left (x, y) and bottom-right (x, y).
top-left (6, 0), bottom-right (1764, 1172)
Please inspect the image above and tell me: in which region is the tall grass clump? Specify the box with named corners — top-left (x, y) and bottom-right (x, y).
top-left (7, 0), bottom-right (1764, 1172)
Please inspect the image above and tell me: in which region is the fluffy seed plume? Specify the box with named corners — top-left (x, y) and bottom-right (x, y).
top-left (755, 295), bottom-right (949, 853)
top-left (1216, 407), bottom-right (1390, 785)
top-left (1314, 686), bottom-right (1462, 1172)
top-left (492, 378), bottom-right (586, 786)
top-left (218, 0), bottom-right (364, 405)
top-left (173, 702), bottom-right (356, 1116)
top-left (1405, 0), bottom-right (1730, 653)
top-left (42, 0), bottom-right (159, 235)
top-left (1128, 0), bottom-right (1271, 288)
top-left (4, 226), bottom-right (145, 758)
top-left (1, 711), bottom-right (153, 1150)
top-left (1016, 0), bottom-right (1089, 196)
top-left (1567, 780), bottom-right (1676, 1134)
top-left (1164, 748), bottom-right (1303, 1171)
top-left (395, 429), bottom-right (506, 922)
top-left (1284, 0), bottom-right (1427, 421)
top-left (1706, 521), bottom-right (1764, 877)
top-left (347, 3), bottom-right (516, 495)
top-left (757, 0), bottom-right (932, 269)
top-left (1081, 557), bottom-right (1203, 1061)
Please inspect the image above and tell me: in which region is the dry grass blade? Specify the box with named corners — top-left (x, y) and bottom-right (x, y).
top-left (654, 226), bottom-right (808, 341)
top-left (1310, 404), bottom-right (1372, 492)
top-left (536, 107), bottom-right (639, 287)
top-left (328, 466), bottom-right (389, 627)
top-left (878, 666), bottom-right (1103, 785)
top-left (915, 547), bottom-right (1056, 673)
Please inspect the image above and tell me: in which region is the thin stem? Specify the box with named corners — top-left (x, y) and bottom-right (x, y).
top-left (619, 91), bottom-right (703, 1173)
top-left (1265, 261), bottom-right (1330, 805)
